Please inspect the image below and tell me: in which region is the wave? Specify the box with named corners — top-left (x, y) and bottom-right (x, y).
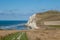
top-left (0, 23), bottom-right (25, 30)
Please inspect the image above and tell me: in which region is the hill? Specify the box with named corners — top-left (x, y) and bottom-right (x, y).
top-left (36, 10), bottom-right (60, 21)
top-left (36, 10), bottom-right (60, 27)
top-left (26, 10), bottom-right (60, 29)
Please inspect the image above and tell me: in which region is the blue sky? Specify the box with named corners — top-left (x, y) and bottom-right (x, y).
top-left (0, 0), bottom-right (60, 20)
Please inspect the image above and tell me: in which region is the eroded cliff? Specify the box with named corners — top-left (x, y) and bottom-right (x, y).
top-left (26, 10), bottom-right (60, 29)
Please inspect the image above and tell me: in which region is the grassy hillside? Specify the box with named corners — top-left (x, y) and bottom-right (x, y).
top-left (36, 10), bottom-right (60, 21)
top-left (36, 10), bottom-right (60, 27)
top-left (26, 30), bottom-right (60, 40)
top-left (0, 30), bottom-right (28, 40)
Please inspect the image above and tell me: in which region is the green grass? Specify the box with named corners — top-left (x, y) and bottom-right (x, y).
top-left (0, 32), bottom-right (28, 40)
top-left (48, 25), bottom-right (60, 28)
top-left (20, 32), bottom-right (28, 40)
top-left (0, 32), bottom-right (20, 40)
top-left (3, 32), bottom-right (20, 40)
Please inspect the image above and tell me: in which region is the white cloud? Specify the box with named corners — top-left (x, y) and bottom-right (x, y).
top-left (0, 9), bottom-right (33, 20)
top-left (0, 10), bottom-right (3, 13)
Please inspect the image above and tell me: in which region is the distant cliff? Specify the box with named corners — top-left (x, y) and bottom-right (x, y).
top-left (26, 10), bottom-right (60, 29)
top-left (26, 14), bottom-right (39, 29)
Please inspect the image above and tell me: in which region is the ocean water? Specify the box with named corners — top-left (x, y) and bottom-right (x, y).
top-left (0, 21), bottom-right (27, 30)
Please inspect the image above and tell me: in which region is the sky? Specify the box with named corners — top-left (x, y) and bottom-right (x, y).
top-left (0, 0), bottom-right (60, 20)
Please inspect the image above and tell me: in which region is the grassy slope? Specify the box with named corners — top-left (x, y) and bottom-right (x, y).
top-left (26, 30), bottom-right (60, 40)
top-left (0, 32), bottom-right (20, 40)
top-left (36, 10), bottom-right (60, 27)
top-left (20, 32), bottom-right (28, 40)
top-left (0, 32), bottom-right (28, 40)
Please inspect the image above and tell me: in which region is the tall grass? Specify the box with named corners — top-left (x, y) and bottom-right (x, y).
top-left (0, 32), bottom-right (28, 40)
top-left (20, 32), bottom-right (28, 40)
top-left (0, 32), bottom-right (20, 40)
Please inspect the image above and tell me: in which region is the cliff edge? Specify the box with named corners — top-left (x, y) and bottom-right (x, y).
top-left (26, 10), bottom-right (60, 29)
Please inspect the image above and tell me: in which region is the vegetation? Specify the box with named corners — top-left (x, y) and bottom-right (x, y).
top-left (0, 32), bottom-right (19, 40)
top-left (0, 32), bottom-right (28, 40)
top-left (20, 32), bottom-right (28, 40)
top-left (48, 25), bottom-right (60, 28)
top-left (36, 10), bottom-right (60, 26)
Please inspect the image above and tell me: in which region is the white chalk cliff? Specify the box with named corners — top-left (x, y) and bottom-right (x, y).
top-left (25, 11), bottom-right (60, 30)
top-left (26, 14), bottom-right (39, 29)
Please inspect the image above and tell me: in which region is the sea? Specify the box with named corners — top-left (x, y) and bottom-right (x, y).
top-left (0, 20), bottom-right (27, 30)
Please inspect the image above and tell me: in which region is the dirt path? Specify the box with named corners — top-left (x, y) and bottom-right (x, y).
top-left (17, 32), bottom-right (24, 40)
top-left (11, 32), bottom-right (21, 40)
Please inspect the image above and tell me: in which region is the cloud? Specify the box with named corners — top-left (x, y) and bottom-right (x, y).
top-left (0, 9), bottom-right (37, 20)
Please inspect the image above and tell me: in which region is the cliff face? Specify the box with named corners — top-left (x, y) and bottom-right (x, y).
top-left (26, 10), bottom-right (60, 29)
top-left (26, 14), bottom-right (39, 29)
